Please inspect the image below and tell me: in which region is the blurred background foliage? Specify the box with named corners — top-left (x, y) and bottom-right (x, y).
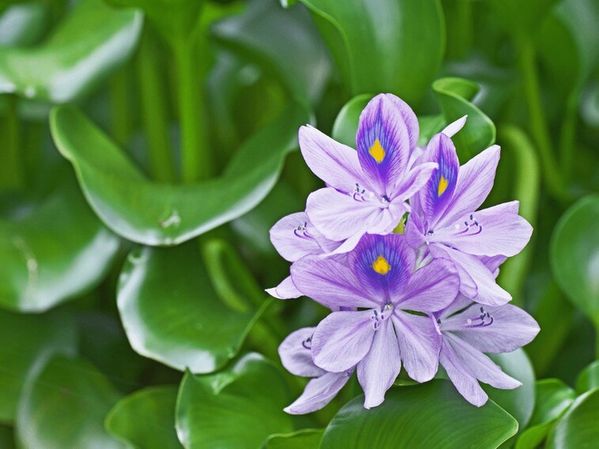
top-left (0, 0), bottom-right (598, 448)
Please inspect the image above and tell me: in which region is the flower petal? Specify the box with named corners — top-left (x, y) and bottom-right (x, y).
top-left (392, 161), bottom-right (438, 201)
top-left (357, 319), bottom-right (401, 409)
top-left (440, 340), bottom-right (489, 407)
top-left (398, 258), bottom-right (459, 312)
top-left (442, 303), bottom-right (540, 353)
top-left (441, 115), bottom-right (468, 138)
top-left (392, 313), bottom-right (440, 382)
top-left (312, 310), bottom-right (376, 373)
top-left (284, 371), bottom-right (351, 415)
top-left (279, 327), bottom-right (325, 378)
top-left (291, 255), bottom-right (380, 309)
top-left (299, 125), bottom-right (369, 193)
top-left (356, 94), bottom-right (412, 196)
top-left (266, 275), bottom-right (302, 300)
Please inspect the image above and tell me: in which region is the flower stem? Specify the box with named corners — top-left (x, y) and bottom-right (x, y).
top-left (173, 35), bottom-right (210, 183)
top-left (137, 31), bottom-right (176, 182)
top-left (1, 95), bottom-right (23, 190)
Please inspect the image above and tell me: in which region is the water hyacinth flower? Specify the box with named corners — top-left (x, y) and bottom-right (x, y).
top-left (290, 233), bottom-right (459, 408)
top-left (407, 131), bottom-right (533, 305)
top-left (300, 94), bottom-right (437, 250)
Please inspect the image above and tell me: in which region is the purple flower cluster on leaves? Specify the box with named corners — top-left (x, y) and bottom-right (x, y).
top-left (268, 93), bottom-right (540, 414)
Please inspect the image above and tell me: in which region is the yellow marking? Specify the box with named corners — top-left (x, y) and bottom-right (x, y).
top-left (437, 176), bottom-right (449, 196)
top-left (372, 255), bottom-right (391, 275)
top-left (369, 139), bottom-right (386, 163)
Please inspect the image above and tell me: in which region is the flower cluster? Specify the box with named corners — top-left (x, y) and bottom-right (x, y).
top-left (268, 94), bottom-right (540, 414)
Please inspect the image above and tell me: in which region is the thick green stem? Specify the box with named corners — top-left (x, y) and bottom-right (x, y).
top-left (517, 37), bottom-right (566, 201)
top-left (173, 36), bottom-right (210, 183)
top-left (137, 33), bottom-right (176, 182)
top-left (497, 126), bottom-right (540, 304)
top-left (1, 95), bottom-right (23, 190)
top-left (559, 92), bottom-right (578, 182)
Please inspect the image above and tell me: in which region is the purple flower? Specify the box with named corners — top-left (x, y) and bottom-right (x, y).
top-left (279, 327), bottom-right (352, 414)
top-left (291, 233), bottom-right (459, 408)
top-left (407, 131), bottom-right (533, 305)
top-left (266, 212), bottom-right (341, 299)
top-left (299, 94), bottom-right (437, 250)
top-left (435, 296), bottom-right (540, 406)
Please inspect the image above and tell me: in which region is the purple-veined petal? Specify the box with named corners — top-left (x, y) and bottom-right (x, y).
top-left (284, 371), bottom-right (352, 415)
top-left (439, 340), bottom-right (489, 407)
top-left (299, 125), bottom-right (370, 193)
top-left (441, 115), bottom-right (467, 138)
top-left (306, 187), bottom-right (393, 241)
top-left (266, 275), bottom-right (302, 300)
top-left (392, 161), bottom-right (438, 201)
top-left (429, 244), bottom-right (478, 298)
top-left (291, 255), bottom-right (380, 309)
top-left (438, 145), bottom-right (500, 228)
top-left (404, 209), bottom-right (427, 249)
top-left (357, 319), bottom-right (401, 409)
top-left (437, 294), bottom-right (473, 321)
top-left (392, 313), bottom-right (441, 382)
top-left (356, 94), bottom-right (412, 196)
top-left (312, 311), bottom-right (377, 373)
top-left (444, 334), bottom-right (521, 390)
top-left (397, 258), bottom-right (459, 312)
top-left (279, 327), bottom-right (325, 378)
top-left (481, 255), bottom-right (507, 277)
top-left (387, 94), bottom-right (420, 149)
top-left (442, 303), bottom-right (540, 353)
top-left (432, 202), bottom-right (533, 257)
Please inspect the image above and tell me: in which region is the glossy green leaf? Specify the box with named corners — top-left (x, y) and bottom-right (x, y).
top-left (550, 195), bottom-right (599, 326)
top-left (117, 242), bottom-right (266, 373)
top-left (0, 3), bottom-right (47, 47)
top-left (175, 353), bottom-right (292, 449)
top-left (106, 386), bottom-right (182, 449)
top-left (16, 355), bottom-right (125, 449)
top-left (576, 360), bottom-right (599, 394)
top-left (432, 77), bottom-right (496, 161)
top-left (0, 309), bottom-right (76, 423)
top-left (51, 104), bottom-right (309, 246)
top-left (515, 379), bottom-right (576, 449)
top-left (0, 185), bottom-right (120, 312)
top-left (488, 0), bottom-right (558, 37)
top-left (262, 429), bottom-right (323, 449)
top-left (545, 388), bottom-right (599, 449)
top-left (212, 0), bottom-right (331, 105)
top-left (0, 425), bottom-right (14, 449)
top-left (320, 381), bottom-right (518, 449)
top-left (297, 0), bottom-right (444, 103)
top-left (331, 94), bottom-right (371, 147)
top-left (0, 0), bottom-right (142, 103)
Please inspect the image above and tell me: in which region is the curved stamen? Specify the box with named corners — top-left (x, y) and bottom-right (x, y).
top-left (352, 183), bottom-right (366, 202)
top-left (456, 213), bottom-right (483, 236)
top-left (302, 336), bottom-right (312, 350)
top-left (464, 306), bottom-right (494, 328)
top-left (293, 221), bottom-right (313, 240)
top-left (370, 303), bottom-right (394, 330)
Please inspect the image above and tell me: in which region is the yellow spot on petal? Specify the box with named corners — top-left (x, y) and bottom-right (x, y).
top-left (369, 139), bottom-right (386, 163)
top-left (372, 255), bottom-right (391, 275)
top-left (438, 176), bottom-right (449, 197)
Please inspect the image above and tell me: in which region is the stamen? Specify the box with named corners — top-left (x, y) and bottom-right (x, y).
top-left (464, 306), bottom-right (494, 328)
top-left (370, 303), bottom-right (393, 330)
top-left (301, 337), bottom-right (312, 350)
top-left (456, 213), bottom-right (483, 236)
top-left (352, 183), bottom-right (366, 202)
top-left (293, 221), bottom-right (312, 240)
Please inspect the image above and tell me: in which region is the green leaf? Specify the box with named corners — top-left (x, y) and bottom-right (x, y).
top-left (550, 195), bottom-right (599, 326)
top-left (175, 353), bottom-right (293, 449)
top-left (297, 0), bottom-right (444, 103)
top-left (0, 0), bottom-right (142, 103)
top-left (515, 379), bottom-right (576, 449)
top-left (488, 0), bottom-right (559, 37)
top-left (545, 388), bottom-right (599, 449)
top-left (576, 360), bottom-right (599, 394)
top-left (320, 381), bottom-right (518, 449)
top-left (117, 242), bottom-right (266, 373)
top-left (16, 355), bottom-right (125, 449)
top-left (262, 429), bottom-right (323, 449)
top-left (0, 184), bottom-right (120, 312)
top-left (0, 3), bottom-right (47, 47)
top-left (106, 386), bottom-right (182, 449)
top-left (212, 0), bottom-right (331, 105)
top-left (331, 94), bottom-right (371, 147)
top-left (0, 425), bottom-right (14, 449)
top-left (432, 77), bottom-right (496, 161)
top-left (0, 309), bottom-right (76, 423)
top-left (51, 104), bottom-right (309, 246)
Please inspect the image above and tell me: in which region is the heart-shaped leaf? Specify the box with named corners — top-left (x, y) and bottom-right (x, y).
top-left (515, 379), bottom-right (576, 449)
top-left (0, 0), bottom-right (142, 103)
top-left (106, 386), bottom-right (182, 449)
top-left (297, 0), bottom-right (444, 103)
top-left (320, 381), bottom-right (518, 449)
top-left (550, 195), bottom-right (599, 326)
top-left (0, 184), bottom-right (120, 312)
top-left (16, 355), bottom-right (125, 449)
top-left (51, 104), bottom-right (309, 246)
top-left (545, 387), bottom-right (599, 449)
top-left (175, 353), bottom-right (292, 449)
top-left (576, 360), bottom-right (599, 394)
top-left (432, 77), bottom-right (496, 161)
top-left (117, 242), bottom-right (267, 373)
top-left (262, 429), bottom-right (323, 449)
top-left (0, 309), bottom-right (76, 423)
top-left (212, 0), bottom-right (331, 105)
